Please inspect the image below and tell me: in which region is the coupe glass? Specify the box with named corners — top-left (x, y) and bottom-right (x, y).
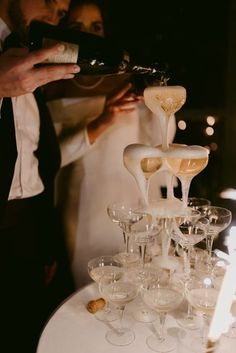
top-left (126, 267), bottom-right (161, 323)
top-left (123, 143), bottom-right (163, 206)
top-left (171, 212), bottom-right (207, 278)
top-left (166, 144), bottom-right (209, 209)
top-left (175, 197), bottom-right (211, 259)
top-left (131, 213), bottom-right (159, 272)
top-left (151, 215), bottom-right (181, 272)
top-left (153, 207), bottom-right (200, 272)
top-left (87, 255), bottom-right (123, 321)
top-left (143, 85), bottom-right (186, 150)
top-left (187, 197), bottom-right (211, 210)
top-left (185, 272), bottom-right (219, 346)
top-left (171, 215), bottom-right (209, 329)
top-left (99, 274), bottom-right (139, 346)
top-left (142, 272), bottom-right (184, 352)
top-left (107, 202), bottom-right (142, 266)
top-left (197, 205), bottom-right (232, 268)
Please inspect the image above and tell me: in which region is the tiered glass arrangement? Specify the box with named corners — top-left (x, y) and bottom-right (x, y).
top-left (87, 84), bottom-right (233, 351)
top-left (123, 86), bottom-right (210, 271)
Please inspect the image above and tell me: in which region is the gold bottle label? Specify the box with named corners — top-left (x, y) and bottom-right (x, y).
top-left (42, 38), bottom-right (79, 64)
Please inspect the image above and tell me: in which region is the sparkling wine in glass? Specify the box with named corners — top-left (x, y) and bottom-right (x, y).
top-left (99, 275), bottom-right (139, 346)
top-left (142, 273), bottom-right (184, 352)
top-left (185, 272), bottom-right (219, 346)
top-left (144, 85), bottom-right (187, 150)
top-left (126, 267), bottom-right (161, 323)
top-left (123, 143), bottom-right (163, 205)
top-left (166, 144), bottom-right (209, 209)
top-left (87, 255), bottom-right (123, 322)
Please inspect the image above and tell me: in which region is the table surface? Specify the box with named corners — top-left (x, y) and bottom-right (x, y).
top-left (36, 282), bottom-right (236, 353)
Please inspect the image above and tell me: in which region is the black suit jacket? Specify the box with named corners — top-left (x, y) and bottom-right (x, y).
top-left (0, 89), bottom-right (61, 217)
top-left (0, 31), bottom-right (61, 217)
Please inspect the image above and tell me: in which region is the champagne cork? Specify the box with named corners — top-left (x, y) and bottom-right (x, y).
top-left (206, 340), bottom-right (217, 353)
top-left (87, 298), bottom-right (106, 313)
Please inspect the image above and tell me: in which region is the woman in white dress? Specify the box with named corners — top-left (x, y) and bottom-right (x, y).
top-left (47, 0), bottom-right (176, 288)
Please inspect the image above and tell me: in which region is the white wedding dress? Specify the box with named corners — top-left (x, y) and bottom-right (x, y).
top-left (48, 95), bottom-right (176, 288)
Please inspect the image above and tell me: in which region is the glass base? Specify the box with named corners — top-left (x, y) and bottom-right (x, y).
top-left (105, 327), bottom-right (135, 346)
top-left (132, 306), bottom-right (158, 323)
top-left (95, 307), bottom-right (119, 322)
top-left (176, 313), bottom-right (201, 330)
top-left (146, 333), bottom-right (177, 352)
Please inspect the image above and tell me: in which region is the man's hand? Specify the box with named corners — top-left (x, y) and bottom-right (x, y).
top-left (0, 44), bottom-right (80, 97)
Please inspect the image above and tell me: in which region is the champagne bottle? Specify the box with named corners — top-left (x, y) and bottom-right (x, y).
top-left (28, 21), bottom-right (168, 81)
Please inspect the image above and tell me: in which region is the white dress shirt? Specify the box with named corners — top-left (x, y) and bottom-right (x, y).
top-left (0, 18), bottom-right (44, 199)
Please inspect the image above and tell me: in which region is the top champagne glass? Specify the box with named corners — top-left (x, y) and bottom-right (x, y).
top-left (144, 85), bottom-right (186, 150)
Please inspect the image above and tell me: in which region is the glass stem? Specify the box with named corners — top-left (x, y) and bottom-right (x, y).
top-left (201, 314), bottom-right (209, 345)
top-left (187, 303), bottom-right (193, 318)
top-left (123, 231), bottom-right (126, 246)
top-left (184, 244), bottom-right (194, 279)
top-left (157, 312), bottom-right (167, 341)
top-left (161, 229), bottom-right (171, 262)
top-left (145, 178), bottom-right (150, 206)
top-left (180, 177), bottom-right (193, 209)
top-left (166, 172), bottom-right (175, 199)
top-left (183, 245), bottom-right (194, 319)
top-left (125, 233), bottom-right (130, 253)
top-left (206, 233), bottom-right (216, 268)
top-left (183, 245), bottom-right (191, 279)
top-left (160, 114), bottom-right (170, 151)
top-left (139, 244), bottom-right (147, 270)
top-left (117, 304), bottom-right (125, 333)
top-left (124, 224), bottom-right (132, 253)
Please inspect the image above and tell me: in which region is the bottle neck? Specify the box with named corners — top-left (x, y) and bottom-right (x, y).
top-left (130, 63), bottom-right (170, 86)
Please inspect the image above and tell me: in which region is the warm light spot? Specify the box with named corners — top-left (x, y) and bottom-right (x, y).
top-left (205, 127), bottom-right (214, 136)
top-left (219, 188), bottom-right (236, 200)
top-left (178, 120), bottom-right (186, 130)
top-left (210, 142), bottom-right (218, 151)
top-left (206, 115), bottom-right (216, 126)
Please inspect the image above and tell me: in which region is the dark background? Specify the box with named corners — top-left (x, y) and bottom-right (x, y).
top-left (104, 0), bottom-right (236, 246)
top-left (106, 0), bottom-right (230, 174)
top-left (107, 0), bottom-right (229, 108)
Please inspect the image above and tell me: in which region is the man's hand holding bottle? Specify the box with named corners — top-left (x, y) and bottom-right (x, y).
top-left (0, 44), bottom-right (80, 98)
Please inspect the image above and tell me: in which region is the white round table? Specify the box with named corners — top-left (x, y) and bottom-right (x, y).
top-left (36, 282), bottom-right (236, 353)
